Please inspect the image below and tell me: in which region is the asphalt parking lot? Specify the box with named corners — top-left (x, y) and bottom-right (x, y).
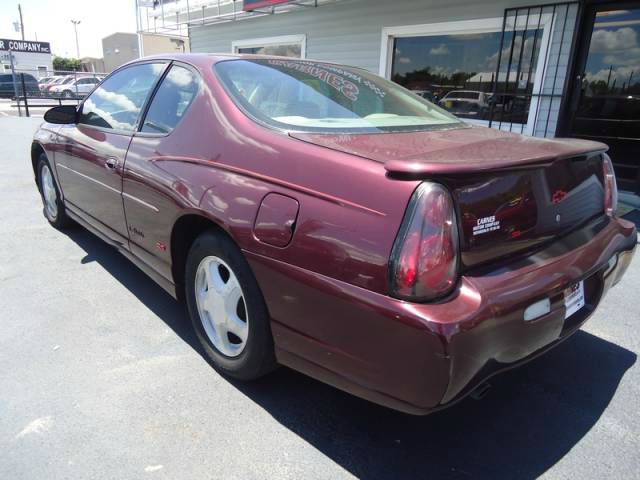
top-left (1, 116), bottom-right (639, 480)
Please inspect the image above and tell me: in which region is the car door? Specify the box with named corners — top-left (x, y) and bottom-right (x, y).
top-left (122, 62), bottom-right (202, 281)
top-left (55, 62), bottom-right (168, 246)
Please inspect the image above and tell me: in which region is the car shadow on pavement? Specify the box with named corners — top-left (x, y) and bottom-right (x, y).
top-left (65, 226), bottom-right (637, 480)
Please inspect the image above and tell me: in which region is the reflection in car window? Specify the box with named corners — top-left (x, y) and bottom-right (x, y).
top-left (444, 91), bottom-right (481, 100)
top-left (79, 63), bottom-right (165, 132)
top-left (141, 65), bottom-right (200, 134)
top-left (214, 59), bottom-right (462, 133)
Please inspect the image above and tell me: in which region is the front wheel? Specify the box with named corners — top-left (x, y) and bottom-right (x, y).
top-left (185, 231), bottom-right (276, 380)
top-left (37, 154), bottom-right (71, 229)
top-left (62, 90), bottom-right (74, 99)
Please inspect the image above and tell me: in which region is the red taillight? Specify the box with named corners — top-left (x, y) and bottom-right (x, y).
top-left (389, 182), bottom-right (458, 302)
top-left (603, 154), bottom-right (618, 217)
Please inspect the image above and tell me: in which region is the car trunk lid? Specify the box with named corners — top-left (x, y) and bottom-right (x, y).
top-left (445, 153), bottom-right (605, 267)
top-left (290, 127), bottom-right (607, 268)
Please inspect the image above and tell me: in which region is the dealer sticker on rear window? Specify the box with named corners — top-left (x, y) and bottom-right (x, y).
top-left (473, 215), bottom-right (500, 236)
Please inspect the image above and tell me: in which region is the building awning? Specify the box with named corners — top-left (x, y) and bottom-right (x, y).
top-left (135, 0), bottom-right (345, 37)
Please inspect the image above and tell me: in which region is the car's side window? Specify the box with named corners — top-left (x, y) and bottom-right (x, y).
top-left (79, 63), bottom-right (166, 132)
top-left (141, 65), bottom-right (200, 134)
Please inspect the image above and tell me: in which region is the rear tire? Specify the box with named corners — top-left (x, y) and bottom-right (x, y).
top-left (185, 230), bottom-right (276, 380)
top-left (37, 154), bottom-right (71, 230)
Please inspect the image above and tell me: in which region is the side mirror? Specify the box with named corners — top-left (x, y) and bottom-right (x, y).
top-left (44, 105), bottom-right (78, 124)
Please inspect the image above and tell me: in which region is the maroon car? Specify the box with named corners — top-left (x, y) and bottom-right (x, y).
top-left (32, 54), bottom-right (636, 415)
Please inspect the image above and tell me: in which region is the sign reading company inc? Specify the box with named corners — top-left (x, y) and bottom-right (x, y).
top-left (0, 39), bottom-right (51, 54)
top-left (243, 0), bottom-right (293, 11)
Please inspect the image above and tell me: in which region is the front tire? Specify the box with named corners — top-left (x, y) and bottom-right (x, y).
top-left (185, 230), bottom-right (276, 380)
top-left (37, 154), bottom-right (71, 229)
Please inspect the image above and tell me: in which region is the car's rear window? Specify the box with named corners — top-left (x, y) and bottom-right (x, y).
top-left (214, 59), bottom-right (462, 133)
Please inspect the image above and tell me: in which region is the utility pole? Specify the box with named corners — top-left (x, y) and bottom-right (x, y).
top-left (8, 50), bottom-right (22, 116)
top-left (71, 19), bottom-right (81, 58)
top-left (18, 4), bottom-right (25, 40)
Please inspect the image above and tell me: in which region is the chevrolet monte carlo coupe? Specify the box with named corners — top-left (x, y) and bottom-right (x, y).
top-left (32, 54), bottom-right (636, 415)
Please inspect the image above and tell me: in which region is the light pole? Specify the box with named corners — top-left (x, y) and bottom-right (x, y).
top-left (18, 4), bottom-right (25, 41)
top-left (71, 19), bottom-right (81, 58)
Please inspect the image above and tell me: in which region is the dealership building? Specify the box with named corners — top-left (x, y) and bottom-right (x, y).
top-left (136, 0), bottom-right (639, 193)
top-left (0, 38), bottom-right (53, 77)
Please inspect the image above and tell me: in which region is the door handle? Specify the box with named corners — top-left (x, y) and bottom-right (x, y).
top-left (105, 157), bottom-right (120, 170)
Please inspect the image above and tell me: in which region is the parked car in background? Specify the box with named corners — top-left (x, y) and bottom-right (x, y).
top-left (32, 55), bottom-right (636, 415)
top-left (439, 90), bottom-right (491, 117)
top-left (38, 76), bottom-right (55, 87)
top-left (39, 76), bottom-right (57, 93)
top-left (411, 89), bottom-right (439, 103)
top-left (41, 75), bottom-right (72, 94)
top-left (0, 73), bottom-right (40, 98)
top-left (49, 76), bottom-right (102, 99)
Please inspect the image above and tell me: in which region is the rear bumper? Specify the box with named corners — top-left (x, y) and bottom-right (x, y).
top-left (440, 215), bottom-right (636, 404)
top-left (247, 215), bottom-right (636, 415)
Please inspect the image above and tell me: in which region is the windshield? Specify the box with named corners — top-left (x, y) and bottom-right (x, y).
top-left (214, 59), bottom-right (462, 133)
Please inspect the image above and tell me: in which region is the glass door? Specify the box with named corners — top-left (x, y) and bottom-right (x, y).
top-left (566, 5), bottom-right (640, 192)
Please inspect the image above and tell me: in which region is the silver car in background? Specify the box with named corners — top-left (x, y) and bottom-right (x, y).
top-left (49, 76), bottom-right (102, 99)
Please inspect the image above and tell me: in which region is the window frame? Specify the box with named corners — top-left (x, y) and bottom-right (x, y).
top-left (379, 16), bottom-right (553, 135)
top-left (77, 60), bottom-right (170, 136)
top-left (135, 60), bottom-right (203, 138)
top-left (231, 34), bottom-right (307, 59)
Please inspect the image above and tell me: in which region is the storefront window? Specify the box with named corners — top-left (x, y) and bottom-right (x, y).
top-left (236, 44), bottom-right (302, 57)
top-left (391, 28), bottom-right (542, 125)
top-left (233, 35), bottom-right (305, 58)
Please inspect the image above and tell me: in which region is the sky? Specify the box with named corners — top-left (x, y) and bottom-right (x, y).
top-left (584, 9), bottom-right (640, 88)
top-left (0, 0), bottom-right (137, 58)
top-left (392, 30), bottom-right (540, 80)
top-left (393, 33), bottom-right (504, 79)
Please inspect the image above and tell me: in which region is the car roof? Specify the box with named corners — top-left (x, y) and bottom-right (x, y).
top-left (123, 53), bottom-right (354, 71)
